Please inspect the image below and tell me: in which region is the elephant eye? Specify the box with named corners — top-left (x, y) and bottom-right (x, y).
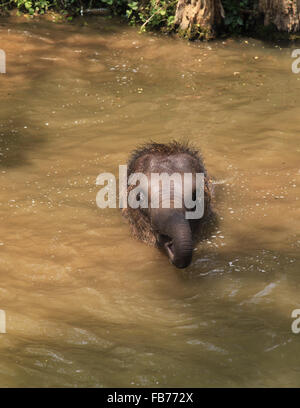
top-left (136, 192), bottom-right (144, 202)
top-left (136, 191), bottom-right (147, 212)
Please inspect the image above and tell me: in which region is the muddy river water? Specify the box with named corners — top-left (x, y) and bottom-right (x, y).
top-left (0, 15), bottom-right (300, 387)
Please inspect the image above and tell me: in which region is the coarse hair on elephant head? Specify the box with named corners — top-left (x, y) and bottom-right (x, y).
top-left (121, 141), bottom-right (216, 269)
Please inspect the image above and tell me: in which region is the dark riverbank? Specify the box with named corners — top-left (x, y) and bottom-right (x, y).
top-left (1, 0), bottom-right (300, 42)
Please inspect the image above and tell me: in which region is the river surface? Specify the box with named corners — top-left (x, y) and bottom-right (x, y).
top-left (0, 14), bottom-right (300, 387)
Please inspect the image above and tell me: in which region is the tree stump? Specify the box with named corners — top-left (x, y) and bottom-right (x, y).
top-left (259, 0), bottom-right (300, 32)
top-left (174, 0), bottom-right (224, 39)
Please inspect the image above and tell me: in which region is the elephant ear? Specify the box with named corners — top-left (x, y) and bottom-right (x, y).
top-left (122, 206), bottom-right (157, 247)
top-left (121, 182), bottom-right (156, 247)
top-left (191, 175), bottom-right (218, 241)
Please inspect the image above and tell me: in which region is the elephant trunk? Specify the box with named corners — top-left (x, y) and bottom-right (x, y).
top-left (152, 210), bottom-right (194, 269)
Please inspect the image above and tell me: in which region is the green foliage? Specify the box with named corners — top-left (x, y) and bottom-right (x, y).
top-left (15, 0), bottom-right (50, 14)
top-left (222, 0), bottom-right (258, 34)
top-left (0, 0), bottom-right (178, 34)
top-left (0, 0), bottom-right (264, 39)
top-left (178, 24), bottom-right (211, 41)
top-left (0, 0), bottom-right (117, 15)
top-left (0, 0), bottom-right (49, 14)
top-left (129, 0), bottom-right (177, 33)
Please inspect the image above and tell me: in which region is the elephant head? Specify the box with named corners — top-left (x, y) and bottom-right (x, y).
top-left (123, 142), bottom-right (213, 269)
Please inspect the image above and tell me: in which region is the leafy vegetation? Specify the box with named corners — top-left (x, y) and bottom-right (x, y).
top-left (126, 0), bottom-right (177, 33)
top-left (0, 0), bottom-right (278, 40)
top-left (0, 0), bottom-right (177, 30)
top-left (0, 0), bottom-right (50, 15)
top-left (222, 0), bottom-right (259, 34)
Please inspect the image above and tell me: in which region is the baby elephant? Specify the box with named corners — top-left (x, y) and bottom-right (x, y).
top-left (122, 141), bottom-right (215, 268)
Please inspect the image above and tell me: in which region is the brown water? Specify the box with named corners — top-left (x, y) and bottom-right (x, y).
top-left (0, 15), bottom-right (300, 388)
